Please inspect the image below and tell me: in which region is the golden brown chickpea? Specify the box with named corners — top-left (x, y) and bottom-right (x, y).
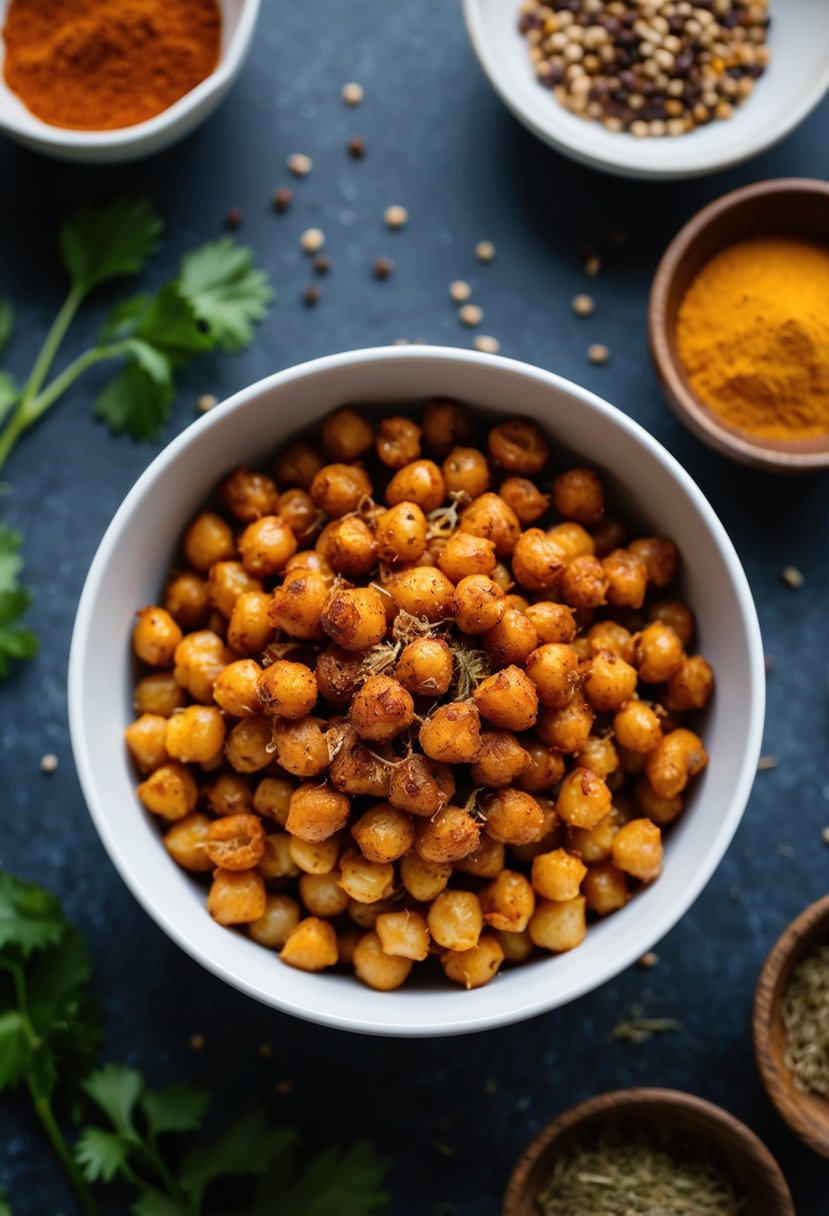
top-left (389, 754), bottom-right (453, 817)
top-left (396, 636), bottom-right (453, 697)
top-left (565, 801), bottom-right (628, 864)
top-left (504, 592), bottom-right (530, 612)
top-left (488, 418), bottom-right (549, 474)
top-left (321, 586), bottom-right (388, 651)
top-left (490, 562), bottom-right (514, 593)
top-left (633, 774), bottom-right (683, 826)
top-left (350, 674), bottom-right (415, 742)
top-left (274, 440), bottom-right (323, 490)
top-left (205, 561), bottom-right (262, 619)
top-left (375, 501), bottom-right (428, 563)
top-left (238, 515), bottom-right (298, 577)
top-left (472, 666), bottom-right (539, 732)
top-left (483, 788), bottom-right (544, 845)
top-left (322, 407), bottom-right (374, 461)
top-left (583, 651), bottom-right (638, 712)
top-left (165, 705), bottom-right (226, 765)
top-left (629, 536), bottom-right (678, 588)
top-left (528, 896), bottom-right (586, 953)
top-left (164, 573), bottom-right (210, 631)
top-left (183, 512), bottom-right (236, 573)
top-left (315, 520), bottom-right (342, 567)
top-left (289, 834), bottom-right (341, 875)
top-left (328, 727), bottom-right (391, 797)
top-left (499, 476), bottom-right (549, 525)
top-left (645, 727), bottom-right (707, 799)
top-left (387, 567), bottom-right (455, 621)
top-left (420, 699), bottom-right (482, 763)
top-left (612, 818), bottom-right (663, 881)
top-left (512, 528), bottom-right (566, 592)
top-left (442, 446), bottom-right (491, 498)
top-left (453, 834), bottom-right (507, 878)
top-left (285, 549), bottom-right (333, 578)
top-left (270, 716), bottom-right (330, 778)
top-left (337, 927), bottom-right (364, 966)
top-left (248, 893), bottom-right (302, 948)
top-left (278, 489), bottom-right (318, 540)
top-left (576, 733), bottom-right (620, 780)
top-left (617, 744), bottom-right (647, 777)
top-left (531, 848), bottom-right (587, 902)
top-left (428, 889), bottom-right (483, 951)
top-left (224, 715), bottom-right (273, 773)
top-left (591, 517), bottom-right (628, 558)
top-left (327, 516), bottom-right (378, 577)
top-left (422, 398), bottom-right (471, 455)
top-left (257, 660), bottom-right (318, 719)
top-left (227, 590), bottom-right (274, 655)
top-left (613, 701), bottom-right (663, 753)
top-left (495, 929), bottom-right (534, 963)
top-left (257, 832), bottom-right (301, 881)
top-left (459, 492), bottom-right (521, 557)
top-left (352, 803), bottom-right (415, 863)
top-left (268, 569), bottom-right (329, 641)
top-left (280, 917), bottom-right (339, 971)
top-left (551, 467), bottom-right (605, 525)
top-left (205, 813), bottom-right (266, 871)
top-left (547, 521), bottom-right (595, 560)
top-left (163, 813), bottom-right (213, 872)
top-left (219, 467), bottom-right (280, 522)
top-left (415, 805), bottom-right (481, 863)
top-left (173, 630), bottom-right (228, 703)
top-left (602, 549), bottom-right (648, 610)
top-left (556, 766), bottom-right (612, 829)
top-left (536, 691), bottom-right (595, 753)
top-left (480, 870), bottom-right (535, 932)
top-left (525, 643), bottom-right (580, 710)
top-left (125, 714), bottom-right (169, 774)
top-left (508, 795), bottom-right (562, 861)
top-left (442, 936), bottom-right (505, 989)
top-left (633, 621), bottom-right (685, 684)
top-left (310, 463), bottom-right (373, 518)
top-left (516, 739), bottom-right (566, 792)
top-left (647, 599), bottom-right (695, 648)
top-left (250, 776), bottom-right (292, 824)
top-left (315, 645), bottom-right (364, 709)
top-left (583, 863), bottom-right (629, 915)
top-left (207, 869), bottom-right (266, 925)
top-left (352, 930), bottom-right (412, 990)
top-left (298, 870), bottom-right (350, 918)
top-left (386, 460), bottom-right (446, 513)
top-left (400, 852), bottom-right (452, 901)
top-left (471, 731), bottom-right (531, 788)
top-left (203, 771), bottom-right (254, 817)
top-left (338, 849), bottom-right (395, 904)
top-left (376, 415), bottom-right (422, 468)
top-left (133, 606), bottom-right (183, 667)
top-left (559, 555), bottom-right (608, 609)
top-left (481, 609), bottom-right (539, 669)
top-left (666, 655), bottom-right (714, 712)
top-left (133, 671), bottom-right (187, 719)
top-left (137, 761), bottom-right (198, 821)
top-left (438, 532), bottom-right (497, 582)
top-left (452, 574), bottom-right (506, 634)
top-left (286, 781), bottom-right (348, 844)
top-left (525, 601), bottom-right (577, 645)
top-left (212, 658), bottom-right (262, 717)
top-left (587, 620), bottom-right (635, 664)
top-left (375, 909), bottom-right (431, 961)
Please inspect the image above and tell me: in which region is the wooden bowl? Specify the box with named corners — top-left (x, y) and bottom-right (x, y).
top-left (753, 894), bottom-right (829, 1158)
top-left (502, 1088), bottom-right (794, 1216)
top-left (648, 178), bottom-right (829, 472)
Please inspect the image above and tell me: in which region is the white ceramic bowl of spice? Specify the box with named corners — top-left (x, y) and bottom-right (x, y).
top-left (463, 0), bottom-right (829, 180)
top-left (69, 345), bottom-right (765, 1036)
top-left (0, 0), bottom-right (260, 164)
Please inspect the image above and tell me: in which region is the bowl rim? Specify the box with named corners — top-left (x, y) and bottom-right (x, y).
top-left (752, 893), bottom-right (829, 1158)
top-left (648, 177), bottom-right (829, 471)
top-left (501, 1087), bottom-right (795, 1215)
top-left (68, 344), bottom-right (766, 1036)
top-left (462, 0), bottom-right (829, 181)
top-left (0, 0), bottom-right (260, 149)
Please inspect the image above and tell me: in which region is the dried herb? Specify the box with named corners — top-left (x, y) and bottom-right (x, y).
top-left (783, 942), bottom-right (829, 1096)
top-left (609, 1002), bottom-right (685, 1045)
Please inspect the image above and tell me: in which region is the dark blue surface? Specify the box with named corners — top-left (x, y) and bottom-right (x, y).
top-left (1, 3), bottom-right (828, 1213)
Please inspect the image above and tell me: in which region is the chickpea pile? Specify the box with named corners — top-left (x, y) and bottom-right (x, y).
top-left (127, 401), bottom-right (713, 992)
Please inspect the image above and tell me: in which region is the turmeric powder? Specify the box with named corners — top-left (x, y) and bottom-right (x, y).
top-left (676, 236), bottom-right (829, 442)
top-left (2, 0), bottom-right (221, 131)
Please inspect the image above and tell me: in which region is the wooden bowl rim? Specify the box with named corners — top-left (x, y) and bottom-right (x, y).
top-left (753, 893), bottom-right (829, 1158)
top-left (648, 176), bottom-right (829, 472)
top-left (502, 1086), bottom-right (794, 1216)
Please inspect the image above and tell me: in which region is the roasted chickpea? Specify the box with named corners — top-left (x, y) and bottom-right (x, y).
top-left (488, 418), bottom-right (549, 474)
top-left (251, 776), bottom-right (293, 824)
top-left (277, 489), bottom-right (318, 541)
top-left (163, 813), bottom-right (213, 872)
top-left (482, 788), bottom-right (544, 845)
top-left (134, 671), bottom-right (187, 719)
top-left (352, 803), bottom-right (415, 863)
top-left (420, 700), bottom-right (482, 763)
top-left (499, 476), bottom-right (549, 525)
top-left (274, 440), bottom-right (323, 489)
top-left (227, 590), bottom-right (274, 654)
top-left (298, 870), bottom-right (350, 919)
top-left (442, 936), bottom-right (505, 989)
top-left (205, 561), bottom-right (262, 619)
top-left (396, 636), bottom-right (453, 697)
top-left (386, 459), bottom-right (446, 512)
top-left (645, 728), bottom-right (707, 799)
top-left (321, 586), bottom-right (388, 650)
top-left (125, 714), bottom-right (169, 773)
top-left (591, 517), bottom-right (628, 558)
top-left (310, 463), bottom-right (373, 518)
top-left (551, 467), bottom-right (605, 525)
top-left (583, 863), bottom-right (629, 915)
top-left (286, 780), bottom-right (350, 842)
top-left (267, 569), bottom-right (328, 641)
top-left (219, 467), bottom-right (280, 522)
top-left (452, 575), bottom-right (505, 634)
top-left (248, 893), bottom-right (302, 948)
top-left (516, 739), bottom-right (566, 792)
top-left (375, 415), bottom-right (421, 468)
top-left (531, 847), bottom-right (587, 902)
top-left (525, 643), bottom-right (580, 710)
top-left (350, 675), bottom-right (414, 743)
top-left (529, 896), bottom-right (586, 953)
top-left (164, 573), bottom-right (210, 631)
top-left (415, 806), bottom-right (481, 863)
top-left (495, 929), bottom-right (534, 963)
top-left (173, 629), bottom-right (228, 703)
top-left (280, 917), bottom-right (339, 971)
top-left (525, 601), bottom-right (577, 644)
top-left (459, 492), bottom-right (521, 557)
top-left (137, 762), bottom-right (198, 820)
top-left (422, 399), bottom-right (471, 455)
top-left (329, 727), bottom-right (391, 798)
top-left (547, 521), bottom-right (595, 560)
top-left (536, 691), bottom-right (595, 754)
top-left (389, 754), bottom-right (453, 818)
top-left (633, 622), bottom-right (685, 684)
top-left (647, 599), bottom-right (695, 649)
top-left (613, 701), bottom-right (663, 753)
top-left (565, 802), bottom-right (628, 864)
top-left (453, 834), bottom-right (506, 879)
top-left (183, 512), bottom-right (236, 573)
top-left (400, 854), bottom-right (451, 903)
top-left (353, 930), bottom-right (412, 990)
top-left (556, 766), bottom-right (612, 829)
top-left (512, 528), bottom-right (565, 592)
top-left (438, 532), bottom-right (497, 582)
top-left (237, 515), bottom-right (297, 577)
top-left (559, 555), bottom-right (608, 609)
top-left (257, 832), bottom-right (301, 882)
top-left (587, 620), bottom-right (635, 664)
top-left (204, 771), bottom-right (254, 817)
top-left (375, 910), bottom-right (431, 961)
top-left (327, 516), bottom-right (378, 576)
top-left (576, 733), bottom-right (620, 781)
top-left (375, 501), bottom-right (428, 563)
top-left (224, 715), bottom-right (274, 773)
top-left (629, 536), bottom-right (678, 588)
top-left (480, 870), bottom-right (535, 932)
top-left (338, 849), bottom-right (395, 904)
top-left (633, 774), bottom-right (683, 826)
top-left (471, 731), bottom-right (530, 788)
top-left (428, 890), bottom-right (483, 951)
top-left (289, 834), bottom-right (341, 875)
top-left (257, 660), bottom-right (318, 719)
top-left (212, 658), bottom-right (261, 717)
top-left (286, 549), bottom-right (333, 581)
top-left (481, 609), bottom-right (539, 668)
top-left (602, 549), bottom-right (648, 610)
top-left (205, 813), bottom-right (266, 871)
top-left (322, 407), bottom-right (374, 462)
top-left (315, 645), bottom-right (364, 709)
top-left (473, 666), bottom-right (539, 732)
top-left (165, 705), bottom-right (226, 765)
top-left (270, 716), bottom-right (330, 778)
top-left (442, 446), bottom-right (490, 498)
top-left (583, 650), bottom-right (638, 712)
top-left (133, 606), bottom-right (182, 667)
top-left (612, 818), bottom-right (663, 881)
top-left (666, 655), bottom-right (714, 712)
top-left (207, 869), bottom-right (266, 925)
top-left (387, 567), bottom-right (455, 621)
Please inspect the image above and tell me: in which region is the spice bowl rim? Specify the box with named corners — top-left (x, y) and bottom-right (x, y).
top-left (0, 0), bottom-right (260, 164)
top-left (753, 893), bottom-right (829, 1158)
top-left (68, 344), bottom-right (765, 1037)
top-left (648, 176), bottom-right (829, 472)
top-left (502, 1087), bottom-right (795, 1216)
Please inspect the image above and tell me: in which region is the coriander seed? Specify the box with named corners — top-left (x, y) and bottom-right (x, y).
top-left (348, 135), bottom-right (366, 158)
top-left (300, 227), bottom-right (325, 254)
top-left (572, 293), bottom-right (594, 318)
top-left (384, 204), bottom-right (409, 230)
top-left (822, 827), bottom-right (829, 846)
top-left (473, 335), bottom-right (500, 354)
top-left (287, 152), bottom-right (312, 177)
top-left (40, 753), bottom-right (58, 774)
top-left (588, 343), bottom-right (609, 365)
top-left (225, 206), bottom-right (243, 230)
top-left (638, 951), bottom-right (660, 969)
top-left (303, 284), bottom-right (320, 307)
top-left (373, 256), bottom-right (393, 280)
top-left (781, 565), bottom-right (804, 590)
top-left (449, 280), bottom-right (471, 303)
top-left (342, 81), bottom-right (364, 106)
top-left (196, 393), bottom-right (218, 414)
top-left (189, 1033), bottom-right (206, 1052)
top-left (313, 254), bottom-right (331, 276)
top-left (475, 240), bottom-right (496, 263)
top-left (585, 255), bottom-right (601, 277)
top-left (459, 303), bottom-right (483, 328)
top-left (273, 187), bottom-right (293, 213)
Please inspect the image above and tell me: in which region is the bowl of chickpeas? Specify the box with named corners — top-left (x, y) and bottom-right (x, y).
top-left (69, 345), bottom-right (764, 1035)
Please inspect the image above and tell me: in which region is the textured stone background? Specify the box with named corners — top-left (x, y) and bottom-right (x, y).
top-left (1, 2), bottom-right (828, 1212)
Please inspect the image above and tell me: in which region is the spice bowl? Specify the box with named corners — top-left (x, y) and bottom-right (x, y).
top-left (0, 0), bottom-right (260, 163)
top-left (649, 177), bottom-right (829, 471)
top-left (753, 894), bottom-right (829, 1158)
top-left (503, 1088), bottom-right (795, 1216)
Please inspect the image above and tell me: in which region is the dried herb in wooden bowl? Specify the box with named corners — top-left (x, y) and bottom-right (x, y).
top-left (782, 942), bottom-right (829, 1097)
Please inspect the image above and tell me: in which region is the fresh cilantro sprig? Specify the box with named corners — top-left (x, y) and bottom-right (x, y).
top-left (0, 873), bottom-right (389, 1216)
top-left (0, 526), bottom-right (38, 679)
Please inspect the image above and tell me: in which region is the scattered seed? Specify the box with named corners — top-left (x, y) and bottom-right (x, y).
top-left (473, 335), bottom-right (500, 354)
top-left (572, 293), bottom-right (595, 318)
top-left (303, 284), bottom-right (320, 307)
top-left (313, 254), bottom-right (331, 276)
top-left (189, 1033), bottom-right (206, 1052)
top-left (449, 280), bottom-right (472, 303)
top-left (373, 256), bottom-right (393, 280)
top-left (258, 1041), bottom-right (274, 1059)
top-left (287, 152), bottom-right (312, 177)
top-left (781, 565), bottom-right (804, 590)
top-left (274, 1078), bottom-right (293, 1096)
top-left (384, 204), bottom-right (409, 230)
top-left (757, 755), bottom-right (778, 771)
top-left (475, 239), bottom-right (496, 263)
top-left (40, 753), bottom-right (58, 775)
top-left (273, 187), bottom-right (293, 213)
top-left (638, 951), bottom-right (660, 970)
top-left (300, 227), bottom-right (325, 254)
top-left (225, 206), bottom-right (243, 230)
top-left (459, 303), bottom-right (483, 328)
top-left (588, 343), bottom-right (609, 364)
top-left (822, 827), bottom-right (829, 846)
top-left (342, 81), bottom-right (364, 106)
top-left (348, 135), bottom-right (366, 159)
top-left (196, 393), bottom-right (218, 414)
top-left (585, 255), bottom-right (601, 277)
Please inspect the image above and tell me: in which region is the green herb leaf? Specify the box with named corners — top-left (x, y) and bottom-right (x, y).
top-left (131, 1190), bottom-right (184, 1216)
top-left (0, 524), bottom-right (23, 594)
top-left (265, 1141), bottom-right (390, 1216)
top-left (59, 197), bottom-right (162, 295)
top-left (75, 1126), bottom-right (130, 1183)
top-left (95, 360), bottom-right (173, 441)
top-left (0, 873), bottom-right (65, 957)
top-left (179, 1110), bottom-right (296, 1203)
top-left (26, 928), bottom-right (99, 1105)
top-left (0, 1183), bottom-right (13, 1216)
top-left (0, 588), bottom-right (39, 679)
top-left (179, 237), bottom-right (273, 354)
top-left (133, 283), bottom-right (214, 364)
top-left (100, 294), bottom-right (152, 343)
top-left (83, 1064), bottom-right (143, 1135)
top-left (141, 1081), bottom-right (209, 1138)
top-left (0, 370), bottom-right (17, 426)
top-left (0, 1010), bottom-right (28, 1092)
top-left (0, 302), bottom-right (13, 355)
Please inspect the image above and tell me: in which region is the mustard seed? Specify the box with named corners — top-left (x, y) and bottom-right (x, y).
top-left (572, 293), bottom-right (595, 318)
top-left (473, 335), bottom-right (500, 354)
top-left (459, 303), bottom-right (483, 328)
top-left (300, 228), bottom-right (325, 254)
top-left (588, 343), bottom-right (609, 364)
top-left (384, 204), bottom-right (409, 230)
top-left (287, 152), bottom-right (312, 177)
top-left (475, 240), bottom-right (496, 264)
top-left (342, 81), bottom-right (364, 106)
top-left (449, 280), bottom-right (472, 303)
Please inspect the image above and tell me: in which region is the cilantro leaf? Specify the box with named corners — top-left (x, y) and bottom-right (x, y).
top-left (59, 197), bottom-right (162, 295)
top-left (0, 1184), bottom-right (12, 1216)
top-left (95, 361), bottom-right (173, 441)
top-left (0, 588), bottom-right (39, 678)
top-left (141, 1082), bottom-right (209, 1138)
top-left (179, 237), bottom-right (273, 354)
top-left (0, 301), bottom-right (13, 355)
top-left (0, 873), bottom-right (65, 957)
top-left (265, 1141), bottom-right (390, 1216)
top-left (179, 1110), bottom-right (296, 1204)
top-left (0, 525), bottom-right (23, 594)
top-left (133, 283), bottom-right (214, 365)
top-left (0, 1011), bottom-right (28, 1092)
top-left (100, 294), bottom-right (152, 343)
top-left (26, 928), bottom-right (99, 1108)
top-left (0, 371), bottom-right (17, 427)
top-left (83, 1064), bottom-right (143, 1135)
top-left (75, 1126), bottom-right (130, 1183)
top-left (131, 1191), bottom-right (183, 1216)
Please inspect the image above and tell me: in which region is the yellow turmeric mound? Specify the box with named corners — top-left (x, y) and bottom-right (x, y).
top-left (676, 235), bottom-right (829, 441)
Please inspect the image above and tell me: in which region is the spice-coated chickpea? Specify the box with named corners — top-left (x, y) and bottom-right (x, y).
top-left (591, 517), bottom-right (628, 558)
top-left (376, 416), bottom-right (422, 468)
top-left (270, 716), bottom-right (330, 778)
top-left (483, 788), bottom-right (544, 845)
top-left (238, 515), bottom-right (297, 577)
top-left (328, 516), bottom-right (378, 576)
top-left (587, 620), bottom-right (635, 664)
top-left (253, 777), bottom-right (296, 825)
top-left (453, 834), bottom-right (506, 879)
top-left (442, 936), bottom-right (505, 989)
top-left (480, 870), bottom-right (535, 933)
top-left (481, 608), bottom-right (539, 668)
top-left (205, 813), bottom-right (266, 871)
top-left (173, 630), bottom-right (228, 703)
top-left (512, 529), bottom-right (565, 592)
top-left (329, 730), bottom-right (391, 800)
top-left (516, 739), bottom-right (566, 792)
top-left (559, 554), bottom-right (608, 609)
top-left (551, 467), bottom-right (605, 525)
top-left (224, 590), bottom-right (273, 655)
top-left (583, 863), bottom-right (629, 915)
top-left (387, 567), bottom-right (456, 621)
top-left (310, 463), bottom-right (373, 518)
top-left (336, 928), bottom-right (364, 967)
top-left (125, 714), bottom-right (169, 773)
top-left (315, 645), bottom-right (365, 709)
top-left (321, 407), bottom-right (374, 461)
top-left (612, 818), bottom-right (663, 881)
top-left (472, 666), bottom-right (539, 732)
top-left (299, 870), bottom-right (351, 919)
top-left (547, 521), bottom-right (595, 560)
top-left (212, 658), bottom-right (262, 717)
top-left (645, 727), bottom-right (708, 799)
top-left (268, 569), bottom-right (329, 641)
top-left (442, 446), bottom-right (491, 498)
top-left (452, 574), bottom-right (506, 634)
top-left (278, 489), bottom-right (318, 540)
top-left (428, 889), bottom-right (483, 951)
top-left (137, 761), bottom-right (198, 820)
top-left (647, 599), bottom-right (695, 649)
top-left (525, 643), bottom-right (580, 710)
top-left (257, 660), bottom-right (318, 719)
top-left (224, 715), bottom-right (274, 773)
top-left (525, 601), bottom-right (577, 644)
top-left (280, 917), bottom-right (339, 971)
top-left (633, 621), bottom-right (685, 683)
top-left (164, 573), bottom-right (210, 631)
top-left (603, 549), bottom-right (648, 609)
top-left (499, 476), bottom-right (549, 525)
top-left (495, 929), bottom-right (534, 964)
top-left (134, 671), bottom-right (187, 719)
top-left (163, 813), bottom-right (213, 872)
top-left (248, 893), bottom-right (302, 949)
top-left (338, 849), bottom-right (395, 903)
top-left (389, 754), bottom-right (453, 817)
top-left (289, 834), bottom-right (341, 876)
top-left (565, 802), bottom-right (627, 865)
top-left (617, 744), bottom-right (647, 778)
top-left (633, 774), bottom-right (683, 826)
top-left (219, 467), bottom-right (280, 522)
top-left (438, 532), bottom-right (497, 582)
top-left (287, 780), bottom-right (350, 842)
top-left (386, 460), bottom-right (446, 512)
top-left (205, 561), bottom-right (262, 619)
top-left (488, 418), bottom-right (549, 474)
top-left (529, 896), bottom-right (587, 953)
top-left (274, 440), bottom-right (324, 490)
top-left (183, 512), bottom-right (236, 573)
top-left (257, 833), bottom-right (301, 882)
top-left (400, 852), bottom-right (452, 901)
top-left (350, 674), bottom-right (415, 742)
top-left (613, 701), bottom-right (663, 753)
top-left (531, 848), bottom-right (587, 902)
top-left (415, 806), bottom-right (481, 863)
top-left (203, 771), bottom-right (254, 818)
top-left (576, 732), bottom-right (620, 781)
top-left (375, 501), bottom-right (428, 562)
top-left (583, 650), bottom-right (638, 712)
top-left (536, 691), bottom-right (595, 753)
top-left (471, 731), bottom-right (530, 788)
top-left (207, 869), bottom-right (266, 926)
top-left (375, 910), bottom-right (431, 961)
top-left (133, 606), bottom-right (183, 667)
top-left (165, 705), bottom-right (226, 765)
top-left (556, 766), bottom-right (612, 829)
top-left (422, 399), bottom-right (471, 456)
top-left (396, 636), bottom-right (453, 697)
top-left (321, 585), bottom-right (388, 650)
top-left (419, 699), bottom-right (482, 763)
top-left (629, 536), bottom-right (678, 588)
top-left (459, 492), bottom-right (521, 557)
top-left (352, 930), bottom-right (413, 990)
top-left (352, 803), bottom-right (415, 863)
top-left (666, 655), bottom-right (714, 712)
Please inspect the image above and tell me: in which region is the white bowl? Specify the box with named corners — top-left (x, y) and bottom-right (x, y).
top-left (463, 0), bottom-right (829, 180)
top-left (68, 346), bottom-right (765, 1036)
top-left (0, 0), bottom-right (259, 163)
